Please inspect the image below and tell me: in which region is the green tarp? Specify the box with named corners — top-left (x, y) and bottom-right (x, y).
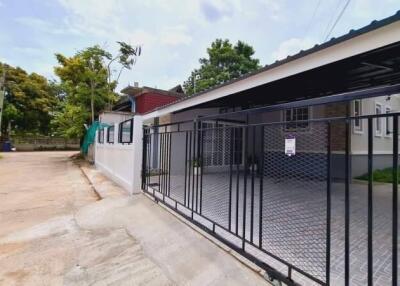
top-left (81, 121), bottom-right (109, 155)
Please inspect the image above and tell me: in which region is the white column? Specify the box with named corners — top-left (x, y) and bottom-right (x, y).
top-left (131, 115), bottom-right (143, 194)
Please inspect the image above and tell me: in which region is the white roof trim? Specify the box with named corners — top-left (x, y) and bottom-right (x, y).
top-left (143, 21), bottom-right (400, 121)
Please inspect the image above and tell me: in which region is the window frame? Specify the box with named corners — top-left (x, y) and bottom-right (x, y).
top-left (107, 125), bottom-right (115, 144)
top-left (201, 121), bottom-right (244, 167)
top-left (283, 107), bottom-right (311, 132)
top-left (375, 102), bottom-right (383, 137)
top-left (385, 106), bottom-right (392, 137)
top-left (98, 128), bottom-right (105, 144)
top-left (353, 99), bottom-right (363, 134)
top-left (118, 119), bottom-right (133, 144)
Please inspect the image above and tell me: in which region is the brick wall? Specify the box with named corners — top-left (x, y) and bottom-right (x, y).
top-left (323, 102), bottom-right (349, 151)
top-left (136, 92), bottom-right (179, 114)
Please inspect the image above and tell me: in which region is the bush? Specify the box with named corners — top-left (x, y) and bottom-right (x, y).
top-left (356, 167), bottom-right (400, 183)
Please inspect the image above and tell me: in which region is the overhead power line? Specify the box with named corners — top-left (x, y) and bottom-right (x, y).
top-left (324, 0), bottom-right (351, 42)
top-left (304, 0), bottom-right (322, 37)
top-left (322, 0), bottom-right (344, 41)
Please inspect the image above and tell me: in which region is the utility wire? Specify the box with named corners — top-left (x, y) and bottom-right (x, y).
top-left (304, 0), bottom-right (322, 37)
top-left (322, 0), bottom-right (343, 41)
top-left (324, 0), bottom-right (351, 42)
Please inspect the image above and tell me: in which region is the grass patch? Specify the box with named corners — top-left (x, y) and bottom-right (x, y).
top-left (356, 167), bottom-right (400, 183)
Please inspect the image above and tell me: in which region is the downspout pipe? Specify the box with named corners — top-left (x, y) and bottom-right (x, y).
top-left (129, 96), bottom-right (136, 113)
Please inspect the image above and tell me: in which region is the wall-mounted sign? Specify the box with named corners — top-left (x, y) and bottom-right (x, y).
top-left (285, 136), bottom-right (296, 156)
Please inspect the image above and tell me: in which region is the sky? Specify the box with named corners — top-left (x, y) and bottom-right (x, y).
top-left (0, 0), bottom-right (399, 92)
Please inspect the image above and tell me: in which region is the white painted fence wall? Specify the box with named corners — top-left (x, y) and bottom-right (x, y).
top-left (95, 115), bottom-right (143, 194)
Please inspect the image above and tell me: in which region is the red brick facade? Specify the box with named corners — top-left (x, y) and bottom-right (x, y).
top-left (135, 92), bottom-right (179, 114)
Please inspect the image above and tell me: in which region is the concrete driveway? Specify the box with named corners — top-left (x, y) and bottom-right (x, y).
top-left (0, 152), bottom-right (268, 286)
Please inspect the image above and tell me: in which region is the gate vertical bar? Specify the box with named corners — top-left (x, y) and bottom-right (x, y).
top-left (235, 127), bottom-right (240, 235)
top-left (158, 130), bottom-right (162, 193)
top-left (259, 125), bottom-right (264, 249)
top-left (192, 121), bottom-right (196, 211)
top-left (141, 128), bottom-right (147, 190)
top-left (345, 119), bottom-right (350, 286)
top-left (242, 124), bottom-right (249, 249)
top-left (250, 125), bottom-right (256, 243)
top-left (326, 122), bottom-right (331, 286)
top-left (147, 131), bottom-right (152, 191)
top-left (161, 132), bottom-right (165, 195)
top-left (168, 132), bottom-right (172, 197)
top-left (229, 127), bottom-right (234, 231)
top-left (162, 132), bottom-right (165, 195)
top-left (184, 131), bottom-right (188, 206)
top-left (188, 131), bottom-right (192, 208)
top-left (196, 120), bottom-right (200, 213)
top-left (393, 114), bottom-right (398, 286)
top-left (199, 124), bottom-right (204, 214)
top-left (163, 132), bottom-right (167, 199)
top-left (368, 117), bottom-right (374, 286)
top-left (165, 131), bottom-right (169, 196)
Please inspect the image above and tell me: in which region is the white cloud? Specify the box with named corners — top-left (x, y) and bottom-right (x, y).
top-left (13, 47), bottom-right (43, 56)
top-left (15, 17), bottom-right (80, 35)
top-left (129, 30), bottom-right (157, 46)
top-left (160, 26), bottom-right (192, 46)
top-left (270, 37), bottom-right (316, 62)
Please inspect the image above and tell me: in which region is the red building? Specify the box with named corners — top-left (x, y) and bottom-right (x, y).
top-left (114, 83), bottom-right (185, 114)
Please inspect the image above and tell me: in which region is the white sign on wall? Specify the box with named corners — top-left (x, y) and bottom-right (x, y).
top-left (285, 137), bottom-right (296, 156)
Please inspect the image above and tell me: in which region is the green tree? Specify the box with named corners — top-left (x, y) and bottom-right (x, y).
top-left (52, 42), bottom-right (140, 138)
top-left (183, 39), bottom-right (261, 95)
top-left (53, 46), bottom-right (113, 138)
top-left (0, 62), bottom-right (58, 136)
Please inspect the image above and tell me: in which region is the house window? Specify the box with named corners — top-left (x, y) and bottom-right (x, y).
top-left (107, 126), bottom-right (115, 143)
top-left (201, 122), bottom-right (243, 167)
top-left (353, 100), bottom-right (363, 133)
top-left (375, 103), bottom-right (382, 136)
top-left (385, 107), bottom-right (391, 136)
top-left (119, 119), bottom-right (133, 143)
top-left (284, 107), bottom-right (310, 131)
top-left (98, 128), bottom-right (104, 144)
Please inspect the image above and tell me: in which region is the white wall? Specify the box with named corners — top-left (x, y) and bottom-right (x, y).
top-left (99, 111), bottom-right (133, 125)
top-left (95, 114), bottom-right (143, 194)
top-left (351, 94), bottom-right (400, 154)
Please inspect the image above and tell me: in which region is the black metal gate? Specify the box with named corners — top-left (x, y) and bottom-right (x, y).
top-left (142, 112), bottom-right (399, 286)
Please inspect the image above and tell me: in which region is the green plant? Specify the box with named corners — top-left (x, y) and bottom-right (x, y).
top-left (192, 158), bottom-right (202, 167)
top-left (356, 167), bottom-right (400, 183)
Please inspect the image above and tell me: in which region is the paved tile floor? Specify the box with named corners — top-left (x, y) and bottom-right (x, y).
top-left (148, 171), bottom-right (399, 285)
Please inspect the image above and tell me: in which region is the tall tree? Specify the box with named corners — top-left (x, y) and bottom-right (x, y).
top-left (52, 42), bottom-right (140, 138)
top-left (183, 39), bottom-right (261, 95)
top-left (53, 46), bottom-right (114, 138)
top-left (0, 62), bottom-right (57, 136)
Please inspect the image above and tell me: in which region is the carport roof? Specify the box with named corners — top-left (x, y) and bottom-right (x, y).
top-left (143, 10), bottom-right (400, 120)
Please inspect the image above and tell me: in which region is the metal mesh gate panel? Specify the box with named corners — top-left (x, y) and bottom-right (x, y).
top-left (201, 126), bottom-right (239, 231)
top-left (169, 131), bottom-right (188, 205)
top-left (261, 121), bottom-right (328, 282)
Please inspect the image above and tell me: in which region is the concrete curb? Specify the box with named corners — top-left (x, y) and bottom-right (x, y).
top-left (78, 163), bottom-right (102, 201)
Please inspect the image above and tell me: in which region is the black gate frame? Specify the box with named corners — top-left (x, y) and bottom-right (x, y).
top-left (142, 84), bottom-right (400, 286)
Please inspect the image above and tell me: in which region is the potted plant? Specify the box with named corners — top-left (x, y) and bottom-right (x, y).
top-left (247, 155), bottom-right (259, 172)
top-left (192, 158), bottom-right (202, 175)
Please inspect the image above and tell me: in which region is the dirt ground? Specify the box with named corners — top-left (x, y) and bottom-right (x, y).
top-left (0, 152), bottom-right (268, 286)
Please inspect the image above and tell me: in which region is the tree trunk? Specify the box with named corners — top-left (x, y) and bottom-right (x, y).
top-left (90, 81), bottom-right (95, 124)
